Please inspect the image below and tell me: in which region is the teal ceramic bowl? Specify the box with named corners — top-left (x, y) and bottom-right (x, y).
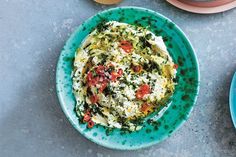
top-left (56, 7), bottom-right (200, 150)
top-left (230, 72), bottom-right (236, 128)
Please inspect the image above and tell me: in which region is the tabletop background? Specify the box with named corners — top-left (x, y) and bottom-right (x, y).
top-left (1, 0), bottom-right (236, 157)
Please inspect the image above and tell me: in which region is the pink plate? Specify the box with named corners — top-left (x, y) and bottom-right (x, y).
top-left (167, 0), bottom-right (236, 14)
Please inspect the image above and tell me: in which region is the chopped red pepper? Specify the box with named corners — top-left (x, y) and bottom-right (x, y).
top-left (140, 103), bottom-right (153, 114)
top-left (111, 71), bottom-right (119, 82)
top-left (132, 65), bottom-right (142, 73)
top-left (110, 69), bottom-right (123, 82)
top-left (141, 103), bottom-right (150, 112)
top-left (87, 71), bottom-right (93, 82)
top-left (118, 68), bottom-right (123, 76)
top-left (90, 94), bottom-right (99, 104)
top-left (87, 120), bottom-right (95, 128)
top-left (98, 76), bottom-right (106, 83)
top-left (83, 114), bottom-right (91, 122)
top-left (99, 82), bottom-right (107, 93)
top-left (83, 111), bottom-right (91, 122)
top-left (87, 71), bottom-right (98, 87)
top-left (173, 64), bottom-right (178, 69)
top-left (120, 40), bottom-right (133, 53)
top-left (136, 84), bottom-right (151, 99)
top-left (136, 91), bottom-right (143, 99)
top-left (95, 65), bottom-right (105, 75)
top-left (139, 84), bottom-right (151, 94)
top-left (87, 65), bottom-right (107, 87)
top-left (88, 76), bottom-right (99, 87)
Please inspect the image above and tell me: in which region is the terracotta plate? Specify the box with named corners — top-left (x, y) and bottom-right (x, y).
top-left (167, 0), bottom-right (236, 14)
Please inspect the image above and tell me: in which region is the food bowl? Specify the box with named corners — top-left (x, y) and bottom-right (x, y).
top-left (56, 7), bottom-right (200, 150)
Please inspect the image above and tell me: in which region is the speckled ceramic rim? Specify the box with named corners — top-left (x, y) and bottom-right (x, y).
top-left (56, 7), bottom-right (200, 150)
top-left (229, 72), bottom-right (236, 128)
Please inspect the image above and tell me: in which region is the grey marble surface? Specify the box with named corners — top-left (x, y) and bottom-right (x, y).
top-left (0, 0), bottom-right (236, 157)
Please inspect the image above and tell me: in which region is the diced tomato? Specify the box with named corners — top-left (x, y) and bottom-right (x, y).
top-left (132, 65), bottom-right (142, 73)
top-left (87, 65), bottom-right (107, 87)
top-left (83, 114), bottom-right (91, 122)
top-left (136, 84), bottom-right (151, 99)
top-left (136, 91), bottom-right (143, 99)
top-left (95, 65), bottom-right (105, 75)
top-left (118, 69), bottom-right (123, 76)
top-left (95, 76), bottom-right (100, 82)
top-left (87, 71), bottom-right (98, 87)
top-left (110, 69), bottom-right (123, 82)
top-left (140, 103), bottom-right (153, 114)
top-left (87, 71), bottom-right (93, 82)
top-left (90, 94), bottom-right (99, 104)
top-left (83, 111), bottom-right (91, 122)
top-left (88, 76), bottom-right (99, 87)
top-left (120, 40), bottom-right (133, 53)
top-left (173, 64), bottom-right (178, 69)
top-left (111, 71), bottom-right (119, 82)
top-left (98, 76), bottom-right (106, 83)
top-left (87, 120), bottom-right (95, 128)
top-left (141, 103), bottom-right (149, 112)
top-left (99, 82), bottom-right (107, 93)
top-left (140, 84), bottom-right (150, 93)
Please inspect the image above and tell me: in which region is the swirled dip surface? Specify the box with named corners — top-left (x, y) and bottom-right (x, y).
top-left (72, 21), bottom-right (177, 131)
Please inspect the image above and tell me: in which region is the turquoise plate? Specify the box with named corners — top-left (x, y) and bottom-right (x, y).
top-left (56, 7), bottom-right (200, 150)
top-left (230, 72), bottom-right (236, 128)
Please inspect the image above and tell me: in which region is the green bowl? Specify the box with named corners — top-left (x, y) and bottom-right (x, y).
top-left (56, 7), bottom-right (200, 150)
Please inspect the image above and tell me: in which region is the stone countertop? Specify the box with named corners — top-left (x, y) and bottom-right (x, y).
top-left (0, 0), bottom-right (236, 157)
